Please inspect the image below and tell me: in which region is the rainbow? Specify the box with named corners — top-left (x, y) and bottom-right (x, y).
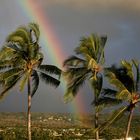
top-left (18, 0), bottom-right (88, 114)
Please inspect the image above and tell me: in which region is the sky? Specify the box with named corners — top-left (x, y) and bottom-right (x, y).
top-left (0, 0), bottom-right (140, 113)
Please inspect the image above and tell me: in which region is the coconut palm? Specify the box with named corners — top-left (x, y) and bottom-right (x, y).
top-left (97, 60), bottom-right (140, 139)
top-left (63, 34), bottom-right (120, 139)
top-left (0, 23), bottom-right (61, 140)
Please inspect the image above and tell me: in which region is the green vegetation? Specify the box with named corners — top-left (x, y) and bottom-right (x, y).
top-left (0, 113), bottom-right (140, 139)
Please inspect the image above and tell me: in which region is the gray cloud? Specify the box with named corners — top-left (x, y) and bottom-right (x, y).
top-left (41, 0), bottom-right (140, 12)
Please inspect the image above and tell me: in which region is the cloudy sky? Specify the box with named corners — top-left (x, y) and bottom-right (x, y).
top-left (0, 0), bottom-right (140, 113)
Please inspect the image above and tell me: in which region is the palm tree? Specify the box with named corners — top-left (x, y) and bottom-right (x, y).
top-left (0, 23), bottom-right (61, 140)
top-left (63, 34), bottom-right (114, 139)
top-left (97, 60), bottom-right (140, 139)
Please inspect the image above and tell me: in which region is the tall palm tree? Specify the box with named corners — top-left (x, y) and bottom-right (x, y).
top-left (0, 23), bottom-right (61, 140)
top-left (97, 60), bottom-right (140, 139)
top-left (63, 34), bottom-right (118, 139)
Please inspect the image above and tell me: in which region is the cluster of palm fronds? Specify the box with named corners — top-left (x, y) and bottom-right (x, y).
top-left (63, 34), bottom-right (140, 140)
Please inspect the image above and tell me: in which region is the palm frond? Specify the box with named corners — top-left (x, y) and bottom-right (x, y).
top-left (38, 65), bottom-right (61, 78)
top-left (0, 60), bottom-right (13, 70)
top-left (121, 60), bottom-right (134, 81)
top-left (100, 36), bottom-right (107, 47)
top-left (75, 36), bottom-right (96, 59)
top-left (116, 89), bottom-right (132, 101)
top-left (19, 72), bottom-right (29, 92)
top-left (6, 43), bottom-right (28, 61)
top-left (31, 70), bottom-right (39, 97)
top-left (94, 106), bottom-right (127, 133)
top-left (132, 59), bottom-right (140, 91)
top-left (28, 23), bottom-right (40, 42)
top-left (88, 57), bottom-right (98, 70)
top-left (94, 97), bottom-right (122, 107)
top-left (0, 46), bottom-right (16, 60)
top-left (96, 36), bottom-right (107, 64)
top-left (6, 26), bottom-right (30, 45)
top-left (63, 67), bottom-right (88, 82)
top-left (0, 75), bottom-right (21, 99)
top-left (64, 72), bottom-right (87, 103)
top-left (101, 88), bottom-right (117, 96)
top-left (0, 68), bottom-right (23, 81)
top-left (105, 70), bottom-right (127, 91)
top-left (63, 55), bottom-right (86, 67)
top-left (39, 72), bottom-right (60, 88)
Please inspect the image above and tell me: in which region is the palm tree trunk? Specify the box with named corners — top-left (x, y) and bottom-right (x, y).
top-left (125, 107), bottom-right (134, 140)
top-left (94, 106), bottom-right (99, 140)
top-left (27, 77), bottom-right (31, 140)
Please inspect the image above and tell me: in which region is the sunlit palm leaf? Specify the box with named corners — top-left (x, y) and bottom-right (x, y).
top-left (6, 26), bottom-right (30, 45)
top-left (0, 46), bottom-right (16, 60)
top-left (116, 89), bottom-right (132, 101)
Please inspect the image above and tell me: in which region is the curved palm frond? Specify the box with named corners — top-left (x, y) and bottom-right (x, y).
top-left (63, 67), bottom-right (88, 82)
top-left (0, 68), bottom-right (23, 81)
top-left (105, 70), bottom-right (128, 91)
top-left (31, 70), bottom-right (39, 97)
top-left (0, 75), bottom-right (21, 99)
top-left (0, 46), bottom-right (17, 60)
top-left (6, 26), bottom-right (30, 45)
top-left (28, 23), bottom-right (40, 42)
top-left (39, 72), bottom-right (60, 88)
top-left (95, 106), bottom-right (127, 133)
top-left (95, 97), bottom-right (122, 106)
top-left (38, 64), bottom-right (61, 78)
top-left (64, 71), bottom-right (88, 102)
top-left (63, 55), bottom-right (86, 67)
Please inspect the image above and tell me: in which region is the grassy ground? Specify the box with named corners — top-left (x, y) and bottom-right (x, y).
top-left (0, 112), bottom-right (140, 140)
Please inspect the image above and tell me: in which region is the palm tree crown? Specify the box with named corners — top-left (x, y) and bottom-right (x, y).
top-left (0, 23), bottom-right (61, 98)
top-left (63, 34), bottom-right (107, 102)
